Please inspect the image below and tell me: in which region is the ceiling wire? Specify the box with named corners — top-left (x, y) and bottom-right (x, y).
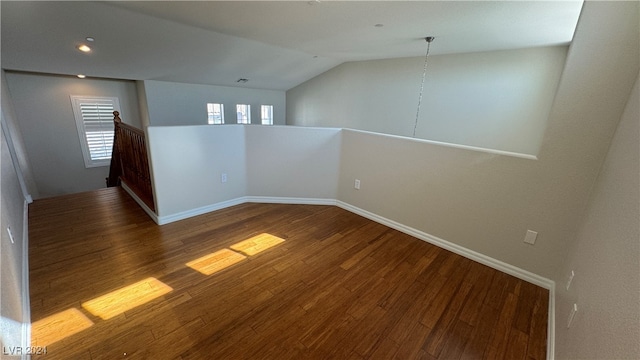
top-left (413, 36), bottom-right (435, 138)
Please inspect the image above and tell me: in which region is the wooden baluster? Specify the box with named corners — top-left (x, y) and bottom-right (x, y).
top-left (113, 110), bottom-right (122, 124)
top-left (106, 111), bottom-right (155, 211)
top-left (106, 111), bottom-right (122, 187)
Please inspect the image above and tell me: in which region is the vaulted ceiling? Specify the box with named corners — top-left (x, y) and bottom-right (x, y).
top-left (1, 1), bottom-right (583, 90)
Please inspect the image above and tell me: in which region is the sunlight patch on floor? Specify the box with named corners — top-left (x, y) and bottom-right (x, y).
top-left (82, 277), bottom-right (172, 320)
top-left (31, 308), bottom-right (94, 347)
top-left (186, 248), bottom-right (247, 275)
top-left (230, 233), bottom-right (285, 256)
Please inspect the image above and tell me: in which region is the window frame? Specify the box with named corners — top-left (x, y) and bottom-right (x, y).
top-left (236, 104), bottom-right (251, 124)
top-left (261, 105), bottom-right (274, 125)
top-left (70, 95), bottom-right (120, 168)
top-left (207, 103), bottom-right (225, 125)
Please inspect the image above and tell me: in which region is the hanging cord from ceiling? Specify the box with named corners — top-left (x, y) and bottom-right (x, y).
top-left (413, 36), bottom-right (435, 138)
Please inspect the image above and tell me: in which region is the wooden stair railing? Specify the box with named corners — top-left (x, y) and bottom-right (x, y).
top-left (106, 111), bottom-right (155, 212)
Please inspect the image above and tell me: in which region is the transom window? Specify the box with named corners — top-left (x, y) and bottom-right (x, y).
top-left (261, 105), bottom-right (274, 125)
top-left (207, 103), bottom-right (225, 124)
top-left (236, 104), bottom-right (251, 124)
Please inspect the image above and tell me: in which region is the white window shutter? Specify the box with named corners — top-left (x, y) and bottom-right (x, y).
top-left (71, 96), bottom-right (120, 168)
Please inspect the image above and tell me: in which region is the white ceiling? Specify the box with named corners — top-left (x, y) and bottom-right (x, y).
top-left (1, 1), bottom-right (583, 91)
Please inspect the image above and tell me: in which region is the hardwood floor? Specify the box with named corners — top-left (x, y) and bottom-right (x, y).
top-left (28, 187), bottom-right (548, 359)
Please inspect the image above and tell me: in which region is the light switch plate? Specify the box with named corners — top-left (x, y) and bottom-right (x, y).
top-left (524, 230), bottom-right (538, 245)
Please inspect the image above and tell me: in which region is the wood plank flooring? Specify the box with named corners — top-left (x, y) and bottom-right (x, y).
top-left (28, 187), bottom-right (548, 359)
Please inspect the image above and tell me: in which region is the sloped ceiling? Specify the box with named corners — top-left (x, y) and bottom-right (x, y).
top-left (1, 1), bottom-right (583, 90)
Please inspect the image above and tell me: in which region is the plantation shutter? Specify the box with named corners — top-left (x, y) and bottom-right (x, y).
top-left (71, 96), bottom-right (120, 168)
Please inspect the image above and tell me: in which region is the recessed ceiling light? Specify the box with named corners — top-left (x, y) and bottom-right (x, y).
top-left (85, 37), bottom-right (95, 42)
top-left (77, 44), bottom-right (91, 53)
top-left (77, 74), bottom-right (86, 79)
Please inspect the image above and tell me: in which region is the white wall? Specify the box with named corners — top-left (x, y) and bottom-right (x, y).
top-left (338, 129), bottom-right (561, 276)
top-left (245, 125), bottom-right (341, 200)
top-left (1, 71), bottom-right (38, 199)
top-left (141, 80), bottom-right (285, 126)
top-left (0, 101), bottom-right (31, 356)
top-left (287, 46), bottom-right (567, 156)
top-left (146, 125), bottom-right (341, 223)
top-left (554, 73), bottom-right (639, 359)
top-left (136, 81), bottom-right (152, 129)
top-left (4, 72), bottom-right (141, 198)
top-left (147, 125), bottom-right (247, 220)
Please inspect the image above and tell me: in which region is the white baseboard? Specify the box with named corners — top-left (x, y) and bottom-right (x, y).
top-left (547, 286), bottom-right (556, 360)
top-left (21, 199), bottom-right (31, 360)
top-left (336, 201), bottom-right (555, 290)
top-left (155, 196), bottom-right (336, 225)
top-left (245, 196), bottom-right (337, 206)
top-left (150, 196), bottom-right (556, 358)
top-left (156, 197), bottom-right (247, 225)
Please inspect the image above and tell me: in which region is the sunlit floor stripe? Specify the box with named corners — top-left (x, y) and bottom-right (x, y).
top-left (230, 233), bottom-right (285, 256)
top-left (31, 308), bottom-right (94, 347)
top-left (186, 248), bottom-right (247, 275)
top-left (82, 277), bottom-right (172, 320)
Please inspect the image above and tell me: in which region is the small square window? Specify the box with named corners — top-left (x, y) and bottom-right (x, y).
top-left (261, 105), bottom-right (273, 125)
top-left (207, 103), bottom-right (224, 124)
top-left (236, 104), bottom-right (251, 124)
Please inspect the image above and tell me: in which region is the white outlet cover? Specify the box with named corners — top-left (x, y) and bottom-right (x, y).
top-left (354, 179), bottom-right (361, 190)
top-left (524, 230), bottom-right (538, 245)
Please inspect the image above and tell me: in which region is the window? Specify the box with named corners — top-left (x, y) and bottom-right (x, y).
top-left (236, 104), bottom-right (251, 124)
top-left (70, 96), bottom-right (120, 168)
top-left (207, 103), bottom-right (224, 124)
top-left (261, 105), bottom-right (274, 125)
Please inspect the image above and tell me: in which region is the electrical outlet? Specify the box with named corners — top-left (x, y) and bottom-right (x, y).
top-left (566, 270), bottom-right (575, 291)
top-left (567, 303), bottom-right (578, 328)
top-left (7, 227), bottom-right (14, 244)
top-left (221, 173), bottom-right (228, 183)
top-left (524, 230), bottom-right (537, 245)
top-left (354, 179), bottom-right (361, 190)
